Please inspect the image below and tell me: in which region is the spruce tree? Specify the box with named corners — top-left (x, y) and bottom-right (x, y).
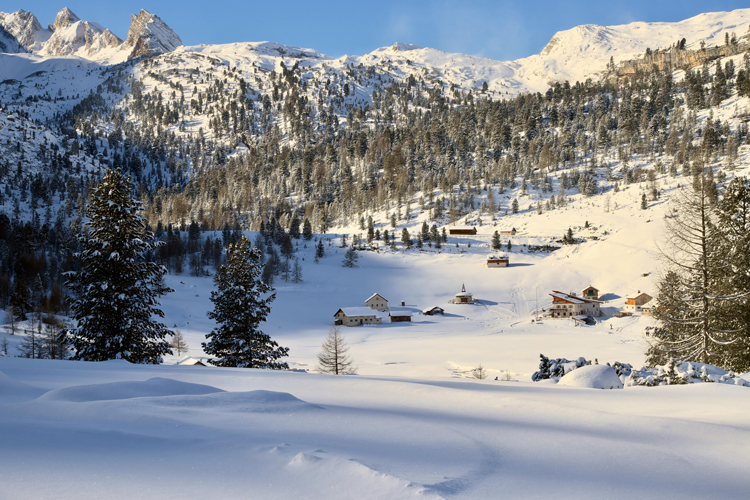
top-left (491, 230), bottom-right (501, 250)
top-left (342, 245), bottom-right (359, 268)
top-left (203, 236), bottom-right (288, 368)
top-left (60, 168), bottom-right (174, 363)
top-left (302, 219), bottom-right (313, 240)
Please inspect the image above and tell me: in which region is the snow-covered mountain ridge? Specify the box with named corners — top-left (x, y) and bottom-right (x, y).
top-left (2, 7), bottom-right (749, 95)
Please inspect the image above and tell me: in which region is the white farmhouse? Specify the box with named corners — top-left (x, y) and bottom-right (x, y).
top-left (334, 307), bottom-right (385, 327)
top-left (365, 293), bottom-right (389, 311)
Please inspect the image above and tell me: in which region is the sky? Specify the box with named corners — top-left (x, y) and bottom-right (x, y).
top-left (4, 1), bottom-right (749, 60)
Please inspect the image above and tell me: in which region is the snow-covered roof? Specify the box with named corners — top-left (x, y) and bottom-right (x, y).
top-left (336, 307), bottom-right (386, 318)
top-left (449, 226), bottom-right (476, 231)
top-left (366, 293), bottom-right (388, 303)
top-left (176, 357), bottom-right (207, 366)
top-left (487, 254), bottom-right (509, 260)
top-left (388, 308), bottom-right (414, 317)
top-left (550, 292), bottom-right (585, 304)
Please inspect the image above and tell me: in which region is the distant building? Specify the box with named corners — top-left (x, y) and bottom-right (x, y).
top-left (334, 307), bottom-right (384, 327)
top-left (624, 293), bottom-right (653, 313)
top-left (423, 306), bottom-right (445, 316)
top-left (549, 291), bottom-right (602, 318)
top-left (455, 284), bottom-right (474, 304)
top-left (449, 227), bottom-right (477, 235)
top-left (487, 254), bottom-right (510, 267)
top-left (581, 286), bottom-right (599, 300)
top-left (499, 227), bottom-right (517, 236)
top-left (389, 309), bottom-right (412, 322)
top-left (365, 293), bottom-right (389, 311)
top-left (176, 357), bottom-right (207, 366)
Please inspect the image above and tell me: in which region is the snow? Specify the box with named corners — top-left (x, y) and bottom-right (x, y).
top-left (2, 357), bottom-right (750, 499)
top-left (557, 364), bottom-right (624, 389)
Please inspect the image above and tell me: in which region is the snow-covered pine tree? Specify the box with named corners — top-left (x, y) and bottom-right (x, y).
top-left (202, 236), bottom-right (289, 368)
top-left (60, 168), bottom-right (174, 364)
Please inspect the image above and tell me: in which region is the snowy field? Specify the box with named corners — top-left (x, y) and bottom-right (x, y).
top-left (2, 356), bottom-right (750, 499)
top-left (3, 178), bottom-right (750, 498)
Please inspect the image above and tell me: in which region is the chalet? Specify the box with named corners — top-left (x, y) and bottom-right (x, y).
top-left (487, 254), bottom-right (509, 268)
top-left (581, 286), bottom-right (599, 300)
top-left (455, 284), bottom-right (474, 304)
top-left (389, 309), bottom-right (412, 322)
top-left (176, 357), bottom-right (207, 366)
top-left (334, 307), bottom-right (384, 327)
top-left (423, 306), bottom-right (445, 316)
top-left (499, 227), bottom-right (517, 236)
top-left (624, 293), bottom-right (653, 313)
top-left (365, 293), bottom-right (389, 311)
top-left (449, 227), bottom-right (477, 235)
top-left (549, 291), bottom-right (602, 318)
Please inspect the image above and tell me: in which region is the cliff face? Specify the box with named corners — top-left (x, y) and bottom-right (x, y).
top-left (615, 39), bottom-right (749, 79)
top-left (123, 9), bottom-right (182, 60)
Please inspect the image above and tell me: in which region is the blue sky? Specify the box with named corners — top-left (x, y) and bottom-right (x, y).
top-left (6, 1), bottom-right (748, 60)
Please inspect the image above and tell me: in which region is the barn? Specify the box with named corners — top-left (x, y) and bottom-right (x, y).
top-left (448, 227), bottom-right (477, 235)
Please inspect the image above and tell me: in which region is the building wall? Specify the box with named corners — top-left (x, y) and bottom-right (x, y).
top-left (366, 296), bottom-right (388, 310)
top-left (487, 260), bottom-right (509, 267)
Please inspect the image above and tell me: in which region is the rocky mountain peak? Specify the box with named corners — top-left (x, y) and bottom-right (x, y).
top-left (124, 9), bottom-right (182, 60)
top-left (49, 7), bottom-right (80, 32)
top-left (0, 9), bottom-right (47, 51)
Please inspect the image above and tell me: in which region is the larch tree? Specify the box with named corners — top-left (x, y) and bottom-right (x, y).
top-left (203, 236), bottom-right (289, 368)
top-left (316, 327), bottom-right (356, 375)
top-left (60, 168), bottom-right (174, 364)
top-left (646, 176), bottom-right (747, 367)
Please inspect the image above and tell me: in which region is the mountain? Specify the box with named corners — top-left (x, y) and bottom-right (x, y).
top-left (122, 9), bottom-right (182, 60)
top-left (38, 8), bottom-right (122, 58)
top-left (0, 7), bottom-right (181, 63)
top-left (0, 9), bottom-right (49, 52)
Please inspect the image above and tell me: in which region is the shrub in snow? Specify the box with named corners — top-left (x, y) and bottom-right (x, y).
top-left (532, 354), bottom-right (750, 388)
top-left (618, 360), bottom-right (750, 387)
top-left (531, 354), bottom-right (590, 381)
top-left (557, 365), bottom-right (623, 389)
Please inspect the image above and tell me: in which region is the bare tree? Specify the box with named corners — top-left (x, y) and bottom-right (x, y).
top-left (647, 177), bottom-right (747, 365)
top-left (316, 327), bottom-right (356, 375)
top-left (1, 336), bottom-right (9, 356)
top-left (471, 364), bottom-right (488, 379)
top-left (170, 329), bottom-right (190, 357)
top-left (4, 306), bottom-right (16, 335)
top-left (17, 328), bottom-right (40, 359)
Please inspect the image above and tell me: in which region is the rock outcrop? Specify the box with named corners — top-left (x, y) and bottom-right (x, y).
top-left (123, 9), bottom-right (182, 60)
top-left (40, 8), bottom-right (122, 57)
top-left (0, 9), bottom-right (49, 52)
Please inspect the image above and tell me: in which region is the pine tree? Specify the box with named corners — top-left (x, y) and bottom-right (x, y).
top-left (302, 219), bottom-right (313, 240)
top-left (342, 245), bottom-right (358, 268)
top-left (203, 236), bottom-right (288, 369)
top-left (315, 239), bottom-right (325, 260)
top-left (60, 168), bottom-right (174, 364)
top-left (316, 327), bottom-right (356, 374)
top-left (491, 230), bottom-right (501, 250)
top-left (511, 198), bottom-right (519, 213)
top-left (641, 193), bottom-right (648, 210)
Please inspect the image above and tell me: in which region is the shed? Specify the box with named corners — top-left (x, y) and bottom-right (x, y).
top-left (449, 227), bottom-right (477, 235)
top-left (423, 306), bottom-right (445, 316)
top-left (389, 309), bottom-right (413, 322)
top-left (487, 254), bottom-right (509, 268)
top-left (499, 227), bottom-right (517, 236)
